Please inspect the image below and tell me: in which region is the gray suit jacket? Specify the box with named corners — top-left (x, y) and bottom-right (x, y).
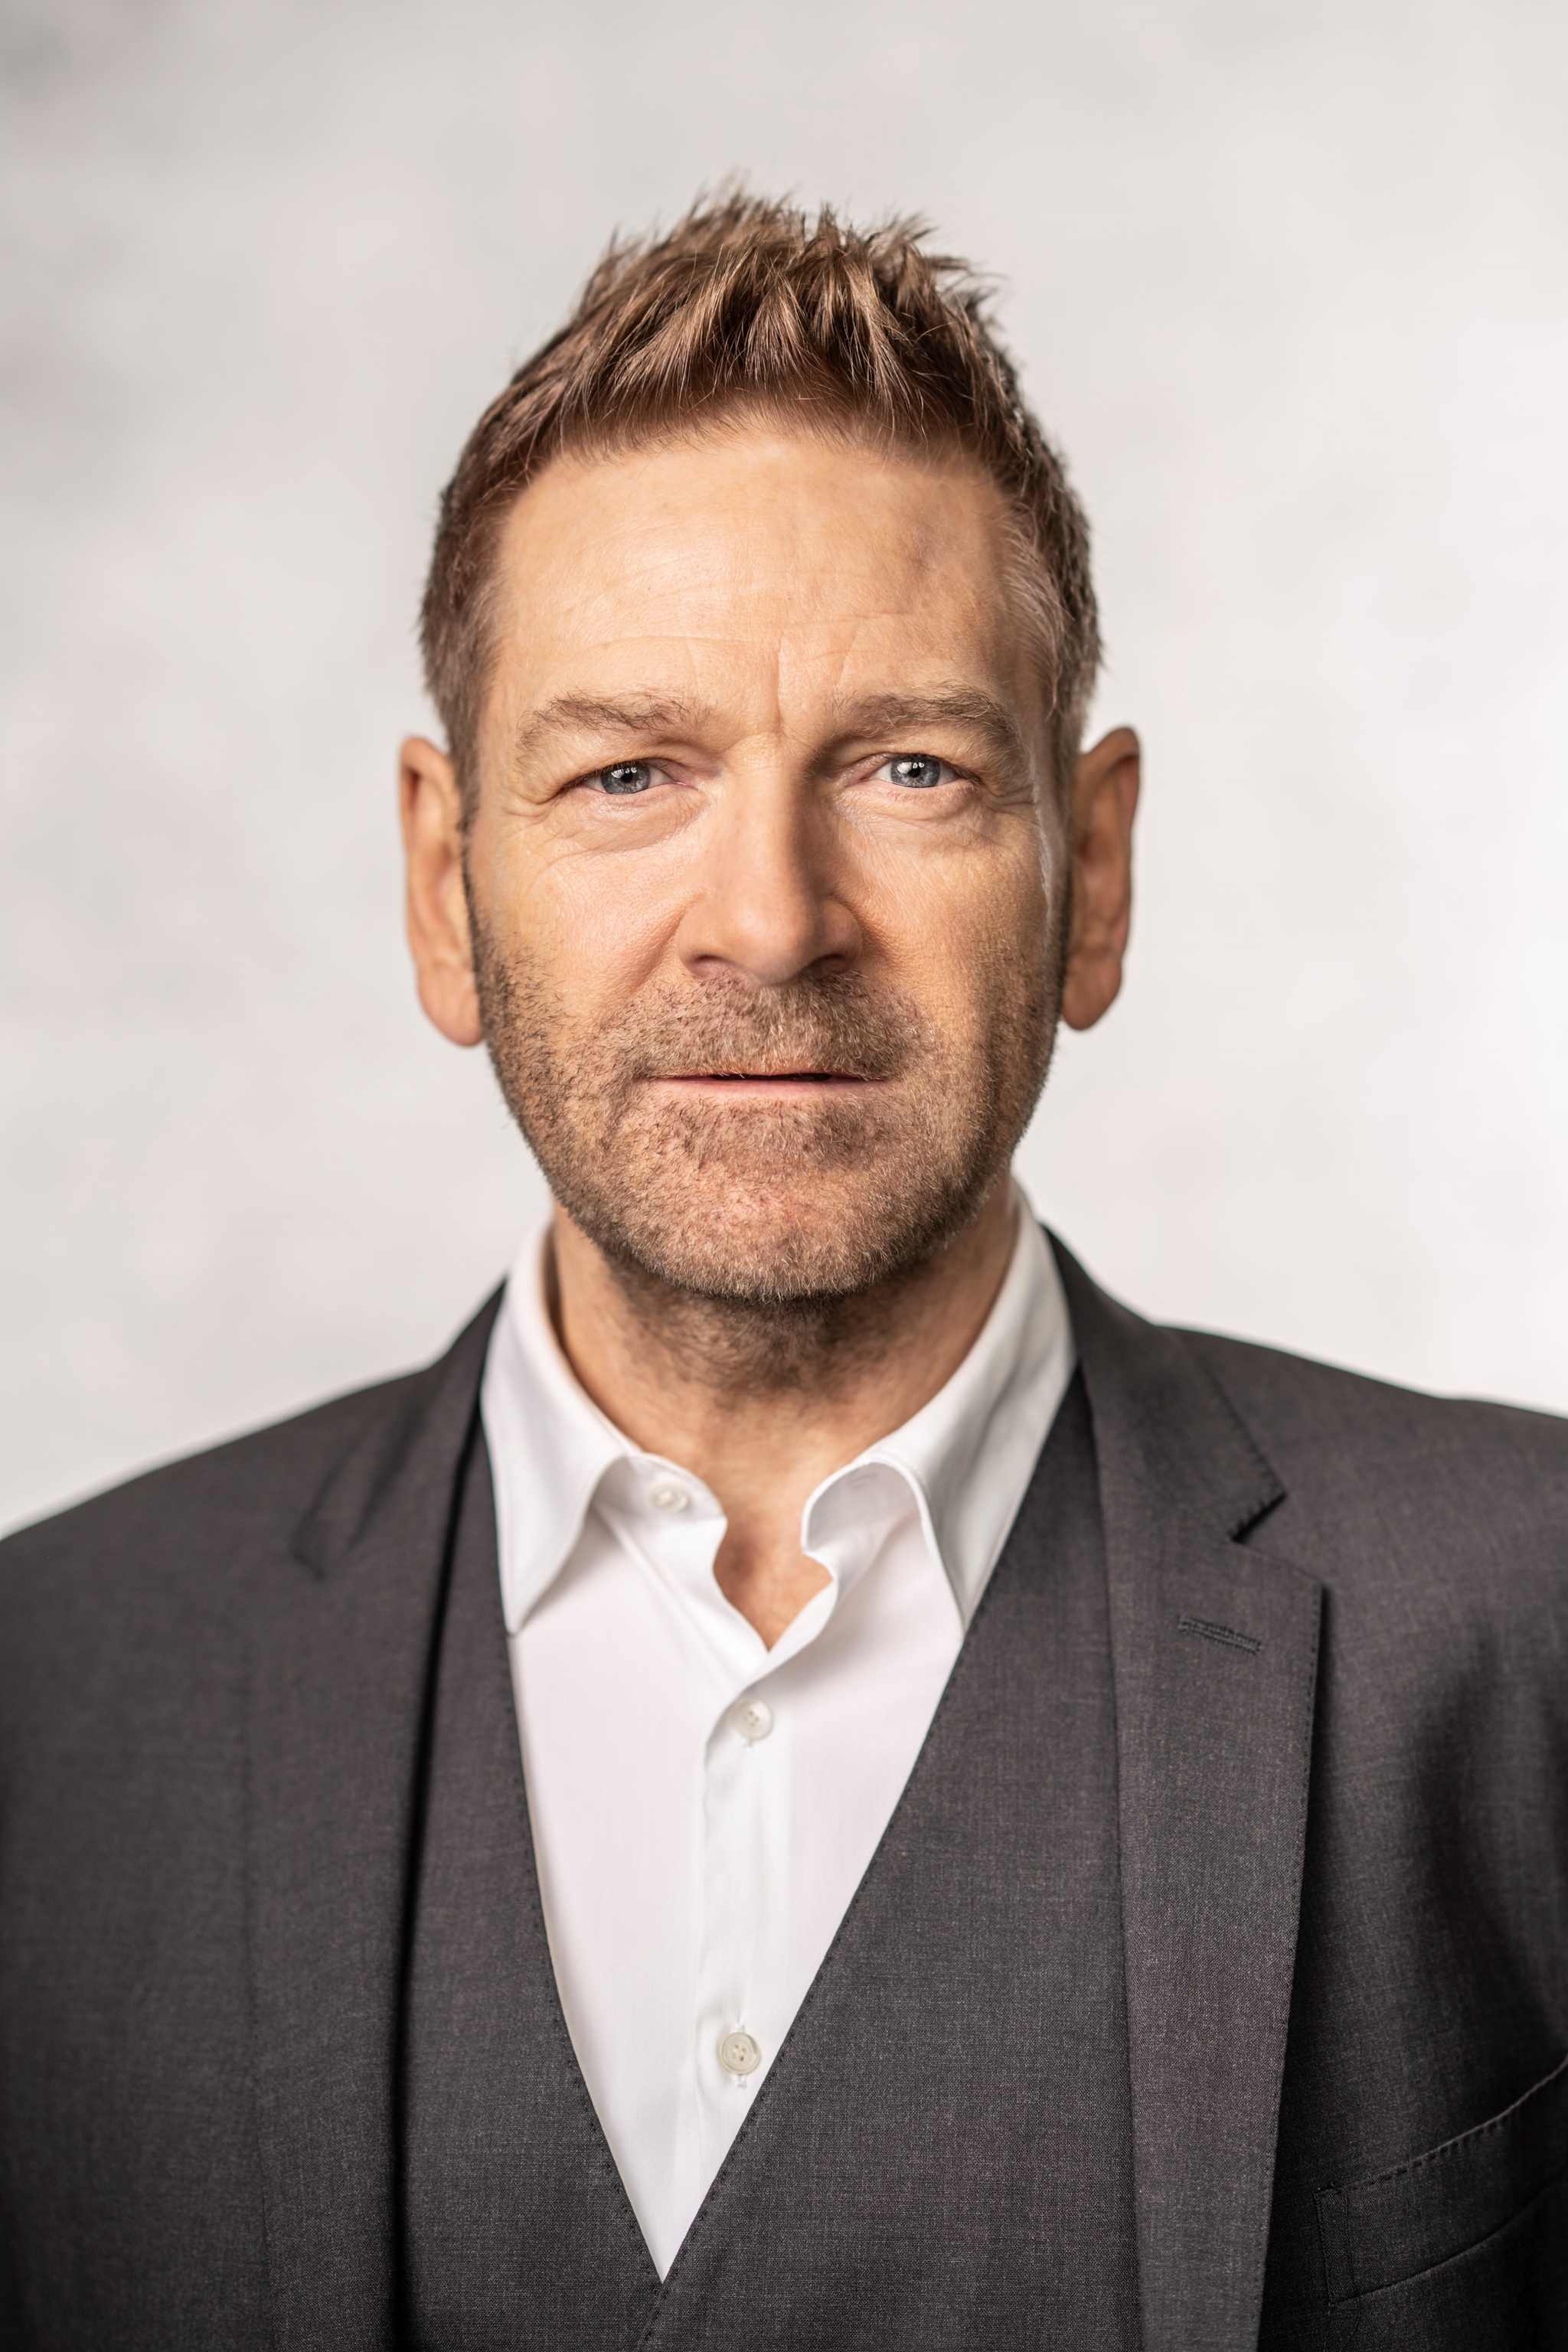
top-left (1, 1240), bottom-right (1565, 2348)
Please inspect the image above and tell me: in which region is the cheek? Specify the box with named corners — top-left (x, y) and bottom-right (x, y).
top-left (480, 825), bottom-right (687, 1010)
top-left (861, 835), bottom-right (1054, 1014)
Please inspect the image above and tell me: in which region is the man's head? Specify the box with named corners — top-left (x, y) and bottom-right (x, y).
top-left (401, 195), bottom-right (1138, 1324)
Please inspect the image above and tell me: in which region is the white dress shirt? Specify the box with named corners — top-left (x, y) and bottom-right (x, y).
top-left (480, 1184), bottom-right (1075, 2276)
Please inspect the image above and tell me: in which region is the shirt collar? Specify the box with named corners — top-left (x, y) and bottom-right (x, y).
top-left (482, 1183), bottom-right (1074, 1639)
top-left (482, 1227), bottom-right (655, 1634)
top-left (812, 1191), bottom-right (1073, 1625)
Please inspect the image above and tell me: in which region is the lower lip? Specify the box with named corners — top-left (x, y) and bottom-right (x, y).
top-left (651, 1075), bottom-right (880, 1098)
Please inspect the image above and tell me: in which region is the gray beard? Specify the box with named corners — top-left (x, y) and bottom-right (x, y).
top-left (469, 897), bottom-right (1063, 1390)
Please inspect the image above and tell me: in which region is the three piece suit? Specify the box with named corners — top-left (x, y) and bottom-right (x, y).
top-left (1, 1241), bottom-right (1564, 2347)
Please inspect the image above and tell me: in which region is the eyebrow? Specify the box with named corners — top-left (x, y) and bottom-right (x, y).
top-left (827, 689), bottom-right (1029, 772)
top-left (513, 694), bottom-right (706, 766)
top-left (511, 684), bottom-right (1030, 774)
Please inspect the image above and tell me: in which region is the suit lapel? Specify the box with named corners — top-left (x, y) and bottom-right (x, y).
top-left (1057, 1243), bottom-right (1322, 2352)
top-left (244, 1295), bottom-right (501, 2352)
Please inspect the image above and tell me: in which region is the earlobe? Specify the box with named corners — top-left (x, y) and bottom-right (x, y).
top-left (400, 735), bottom-right (485, 1050)
top-left (1060, 726), bottom-right (1139, 1034)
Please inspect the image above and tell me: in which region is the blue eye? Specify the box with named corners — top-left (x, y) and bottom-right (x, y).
top-left (595, 762), bottom-right (655, 795)
top-left (883, 754), bottom-right (953, 790)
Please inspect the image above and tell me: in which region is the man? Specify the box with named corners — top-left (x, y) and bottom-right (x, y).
top-left (1, 195), bottom-right (1564, 2352)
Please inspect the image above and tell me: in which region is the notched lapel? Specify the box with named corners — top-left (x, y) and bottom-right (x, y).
top-left (246, 1295), bottom-right (501, 2352)
top-left (1056, 1242), bottom-right (1323, 2352)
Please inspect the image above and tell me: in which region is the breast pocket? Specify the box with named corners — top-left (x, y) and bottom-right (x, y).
top-left (1315, 2052), bottom-right (1568, 2346)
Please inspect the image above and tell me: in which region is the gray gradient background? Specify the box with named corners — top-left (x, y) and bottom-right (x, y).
top-left (2, 0), bottom-right (1565, 1534)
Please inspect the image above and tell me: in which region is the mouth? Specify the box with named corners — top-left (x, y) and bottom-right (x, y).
top-left (650, 1070), bottom-right (887, 1096)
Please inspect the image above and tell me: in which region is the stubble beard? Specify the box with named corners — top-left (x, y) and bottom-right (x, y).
top-left (470, 899), bottom-right (1064, 1389)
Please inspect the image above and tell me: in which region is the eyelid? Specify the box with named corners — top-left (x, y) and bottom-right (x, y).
top-left (576, 757), bottom-right (675, 792)
top-left (864, 753), bottom-right (971, 784)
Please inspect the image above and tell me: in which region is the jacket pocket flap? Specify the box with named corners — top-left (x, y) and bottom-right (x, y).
top-left (1318, 2050), bottom-right (1568, 2298)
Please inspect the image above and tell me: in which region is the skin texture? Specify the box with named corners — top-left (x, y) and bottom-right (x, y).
top-left (403, 425), bottom-right (1138, 1642)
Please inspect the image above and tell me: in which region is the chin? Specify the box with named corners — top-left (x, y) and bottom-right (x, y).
top-left (589, 1169), bottom-right (984, 1308)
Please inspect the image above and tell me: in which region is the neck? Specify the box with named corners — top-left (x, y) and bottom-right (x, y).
top-left (548, 1182), bottom-right (1020, 1645)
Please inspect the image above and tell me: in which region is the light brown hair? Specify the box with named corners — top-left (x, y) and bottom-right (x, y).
top-left (420, 191), bottom-right (1099, 808)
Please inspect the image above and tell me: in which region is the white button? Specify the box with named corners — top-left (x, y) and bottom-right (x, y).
top-left (647, 1477), bottom-right (690, 1513)
top-left (728, 1695), bottom-right (773, 1743)
top-left (717, 2030), bottom-right (761, 2076)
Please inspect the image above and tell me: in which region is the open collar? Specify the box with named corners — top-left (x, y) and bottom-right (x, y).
top-left (483, 1190), bottom-right (1074, 1642)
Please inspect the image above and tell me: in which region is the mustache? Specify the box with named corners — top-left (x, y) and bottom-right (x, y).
top-left (603, 975), bottom-right (929, 1084)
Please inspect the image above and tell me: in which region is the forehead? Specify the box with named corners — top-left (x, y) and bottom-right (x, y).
top-left (485, 426), bottom-right (1035, 726)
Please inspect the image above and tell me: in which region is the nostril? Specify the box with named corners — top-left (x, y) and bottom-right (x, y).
top-left (674, 882), bottom-right (861, 988)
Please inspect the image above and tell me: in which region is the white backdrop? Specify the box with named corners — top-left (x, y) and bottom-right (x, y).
top-left (2, 0), bottom-right (1565, 1534)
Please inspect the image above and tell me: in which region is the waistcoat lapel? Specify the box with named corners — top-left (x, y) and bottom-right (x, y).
top-left (645, 1372), bottom-right (1142, 2350)
top-left (1056, 1243), bottom-right (1323, 2352)
top-left (244, 1295), bottom-right (501, 2352)
top-left (401, 1429), bottom-right (661, 2349)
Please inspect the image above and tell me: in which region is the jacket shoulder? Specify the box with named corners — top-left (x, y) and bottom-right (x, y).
top-left (1178, 1324), bottom-right (1568, 1557)
top-left (0, 1356), bottom-right (443, 1592)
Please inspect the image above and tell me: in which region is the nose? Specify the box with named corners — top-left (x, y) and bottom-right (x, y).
top-left (672, 766), bottom-right (861, 986)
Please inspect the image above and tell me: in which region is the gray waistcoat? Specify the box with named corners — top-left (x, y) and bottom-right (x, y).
top-left (400, 1372), bottom-right (1142, 2350)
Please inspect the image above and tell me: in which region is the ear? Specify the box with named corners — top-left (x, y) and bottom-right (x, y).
top-left (400, 735), bottom-right (483, 1047)
top-left (1060, 725), bottom-right (1140, 1032)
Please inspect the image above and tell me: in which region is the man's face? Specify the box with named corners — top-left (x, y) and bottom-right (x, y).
top-left (450, 424), bottom-right (1068, 1304)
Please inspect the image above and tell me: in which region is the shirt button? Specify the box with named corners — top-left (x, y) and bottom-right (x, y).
top-left (728, 1695), bottom-right (774, 1743)
top-left (717, 2030), bottom-right (762, 2076)
top-left (647, 1476), bottom-right (690, 1513)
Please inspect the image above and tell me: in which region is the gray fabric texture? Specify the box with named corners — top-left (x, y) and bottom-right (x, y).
top-left (400, 1424), bottom-right (662, 2347)
top-left (402, 1376), bottom-right (1140, 2350)
top-left (0, 1236), bottom-right (1563, 2348)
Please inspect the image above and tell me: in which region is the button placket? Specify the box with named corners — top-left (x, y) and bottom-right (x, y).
top-left (695, 1670), bottom-right (786, 2150)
